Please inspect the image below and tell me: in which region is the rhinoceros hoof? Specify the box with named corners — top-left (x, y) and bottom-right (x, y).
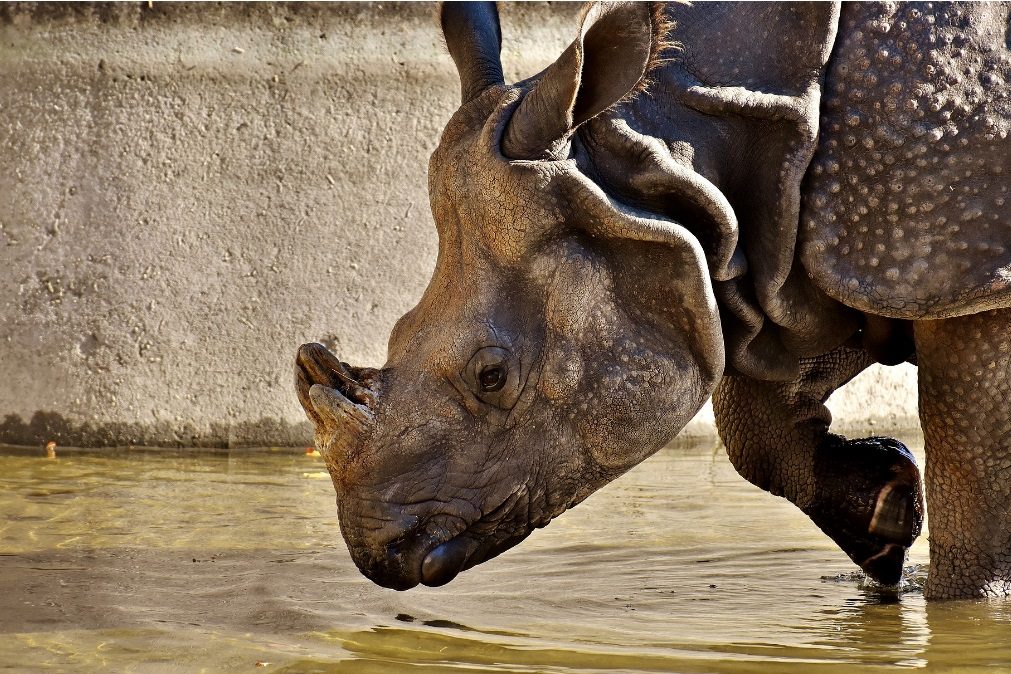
top-left (805, 436), bottom-right (924, 586)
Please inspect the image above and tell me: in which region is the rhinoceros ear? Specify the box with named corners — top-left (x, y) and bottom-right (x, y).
top-left (441, 2), bottom-right (505, 104)
top-left (502, 2), bottom-right (664, 159)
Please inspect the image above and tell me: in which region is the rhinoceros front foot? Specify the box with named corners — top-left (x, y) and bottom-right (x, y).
top-left (804, 437), bottom-right (924, 586)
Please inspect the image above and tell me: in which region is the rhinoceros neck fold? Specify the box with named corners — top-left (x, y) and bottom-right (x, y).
top-left (575, 1), bottom-right (859, 381)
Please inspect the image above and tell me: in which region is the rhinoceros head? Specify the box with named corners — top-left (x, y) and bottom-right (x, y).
top-left (295, 2), bottom-right (724, 589)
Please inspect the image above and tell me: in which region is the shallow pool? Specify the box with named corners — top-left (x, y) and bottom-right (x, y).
top-left (2, 434), bottom-right (1009, 672)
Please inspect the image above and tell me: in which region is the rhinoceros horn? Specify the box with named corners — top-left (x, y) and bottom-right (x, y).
top-left (501, 2), bottom-right (658, 160)
top-left (294, 343), bottom-right (378, 464)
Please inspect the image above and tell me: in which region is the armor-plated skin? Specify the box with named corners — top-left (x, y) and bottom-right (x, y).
top-left (296, 2), bottom-right (1011, 601)
top-left (804, 3), bottom-right (1011, 318)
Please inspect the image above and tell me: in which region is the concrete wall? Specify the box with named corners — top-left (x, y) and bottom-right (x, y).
top-left (0, 2), bottom-right (920, 448)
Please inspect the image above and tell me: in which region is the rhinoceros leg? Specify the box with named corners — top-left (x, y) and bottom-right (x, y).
top-left (713, 344), bottom-right (923, 584)
top-left (915, 308), bottom-right (1011, 600)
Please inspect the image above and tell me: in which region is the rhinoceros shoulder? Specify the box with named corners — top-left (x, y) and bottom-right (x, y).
top-left (801, 2), bottom-right (1011, 319)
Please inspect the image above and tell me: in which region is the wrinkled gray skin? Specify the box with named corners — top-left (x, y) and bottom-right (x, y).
top-left (295, 2), bottom-right (1011, 600)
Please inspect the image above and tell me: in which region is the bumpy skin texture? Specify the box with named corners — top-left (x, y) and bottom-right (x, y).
top-left (294, 1), bottom-right (1011, 599)
top-left (803, 2), bottom-right (1011, 318)
top-left (916, 309), bottom-right (1011, 600)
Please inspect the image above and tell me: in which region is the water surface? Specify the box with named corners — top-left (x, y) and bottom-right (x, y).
top-left (2, 435), bottom-right (1007, 672)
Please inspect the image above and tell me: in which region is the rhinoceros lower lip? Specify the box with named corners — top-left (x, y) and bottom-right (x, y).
top-left (420, 536), bottom-right (480, 587)
top-left (418, 529), bottom-right (535, 587)
top-left (417, 489), bottom-right (535, 586)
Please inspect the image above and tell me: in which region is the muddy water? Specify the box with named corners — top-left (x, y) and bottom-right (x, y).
top-left (1, 435), bottom-right (1008, 672)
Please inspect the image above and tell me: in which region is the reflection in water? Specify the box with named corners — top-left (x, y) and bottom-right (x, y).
top-left (0, 436), bottom-right (1008, 671)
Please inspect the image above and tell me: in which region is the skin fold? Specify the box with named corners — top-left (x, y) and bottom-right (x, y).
top-left (295, 2), bottom-right (1011, 600)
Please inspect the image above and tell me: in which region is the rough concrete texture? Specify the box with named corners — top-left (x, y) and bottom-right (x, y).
top-left (0, 2), bottom-right (920, 448)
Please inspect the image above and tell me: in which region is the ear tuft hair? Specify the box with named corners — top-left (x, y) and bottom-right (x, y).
top-left (626, 2), bottom-right (680, 101)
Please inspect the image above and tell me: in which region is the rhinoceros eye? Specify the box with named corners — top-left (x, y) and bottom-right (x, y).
top-left (464, 346), bottom-right (519, 408)
top-left (478, 364), bottom-right (507, 392)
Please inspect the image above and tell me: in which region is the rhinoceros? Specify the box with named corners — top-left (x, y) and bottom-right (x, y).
top-left (295, 1), bottom-right (1011, 600)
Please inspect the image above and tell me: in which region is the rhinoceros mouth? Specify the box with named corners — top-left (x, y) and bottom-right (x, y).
top-left (420, 529), bottom-right (530, 587)
top-left (415, 487), bottom-right (534, 587)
